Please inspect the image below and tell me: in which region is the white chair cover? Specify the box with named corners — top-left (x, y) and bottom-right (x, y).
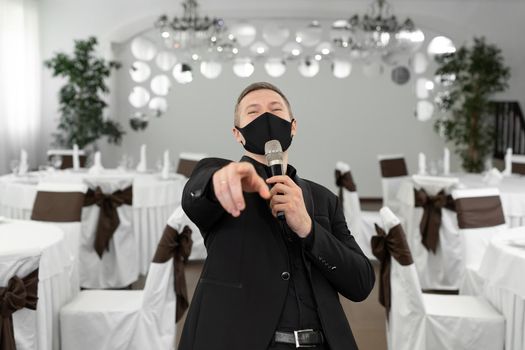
top-left (378, 207), bottom-right (505, 350)
top-left (80, 177), bottom-right (138, 288)
top-left (397, 175), bottom-right (461, 290)
top-left (0, 251), bottom-right (41, 350)
top-left (336, 162), bottom-right (379, 259)
top-left (378, 154), bottom-right (409, 214)
top-left (31, 182), bottom-right (87, 296)
top-left (61, 243), bottom-right (176, 350)
top-left (452, 188), bottom-right (508, 295)
top-left (168, 205), bottom-right (206, 260)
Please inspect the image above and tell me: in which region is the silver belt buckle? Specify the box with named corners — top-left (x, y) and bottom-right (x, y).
top-left (294, 329), bottom-right (316, 348)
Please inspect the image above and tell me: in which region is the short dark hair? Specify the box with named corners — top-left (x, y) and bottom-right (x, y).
top-left (234, 82), bottom-right (293, 126)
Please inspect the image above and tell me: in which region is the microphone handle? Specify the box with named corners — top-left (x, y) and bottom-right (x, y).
top-left (268, 163), bottom-right (286, 221)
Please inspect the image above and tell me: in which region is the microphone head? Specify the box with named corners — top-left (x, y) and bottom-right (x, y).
top-left (265, 140), bottom-right (283, 165)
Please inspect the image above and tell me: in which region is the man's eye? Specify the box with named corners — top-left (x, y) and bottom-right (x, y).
top-left (248, 111), bottom-right (257, 114)
top-left (273, 108), bottom-right (282, 112)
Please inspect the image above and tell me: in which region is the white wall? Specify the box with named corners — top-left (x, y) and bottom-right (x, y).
top-left (38, 0), bottom-right (525, 196)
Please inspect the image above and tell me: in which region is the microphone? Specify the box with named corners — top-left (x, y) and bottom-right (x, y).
top-left (265, 140), bottom-right (285, 221)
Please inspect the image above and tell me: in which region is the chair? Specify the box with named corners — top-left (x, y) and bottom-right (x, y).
top-left (335, 161), bottom-right (379, 259)
top-left (47, 149), bottom-right (87, 169)
top-left (397, 175), bottom-right (461, 290)
top-left (31, 182), bottom-right (88, 295)
top-left (60, 214), bottom-right (193, 350)
top-left (377, 154), bottom-right (409, 213)
top-left (168, 205), bottom-right (206, 261)
top-left (511, 154), bottom-right (525, 175)
top-left (452, 188), bottom-right (507, 295)
top-left (373, 207), bottom-right (505, 350)
top-left (80, 177), bottom-right (138, 288)
top-left (176, 152), bottom-right (207, 178)
top-left (0, 251), bottom-right (41, 350)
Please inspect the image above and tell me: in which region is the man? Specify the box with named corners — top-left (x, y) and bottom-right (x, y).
top-left (179, 82), bottom-right (375, 350)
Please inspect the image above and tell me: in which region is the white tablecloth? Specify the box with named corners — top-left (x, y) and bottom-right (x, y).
top-left (478, 226), bottom-right (525, 350)
top-left (0, 219), bottom-right (72, 350)
top-left (0, 170), bottom-right (190, 274)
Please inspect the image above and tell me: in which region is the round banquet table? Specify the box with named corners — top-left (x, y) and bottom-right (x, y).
top-left (0, 169), bottom-right (188, 274)
top-left (478, 226), bottom-right (525, 350)
top-left (0, 219), bottom-right (72, 350)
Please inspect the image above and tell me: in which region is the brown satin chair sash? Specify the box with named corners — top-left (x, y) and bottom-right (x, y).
top-left (83, 186), bottom-right (133, 258)
top-left (379, 158), bottom-right (408, 178)
top-left (414, 189), bottom-right (456, 253)
top-left (455, 196), bottom-right (505, 229)
top-left (512, 162), bottom-right (525, 175)
top-left (31, 191), bottom-right (85, 222)
top-left (335, 170), bottom-right (356, 204)
top-left (0, 269), bottom-right (39, 350)
top-left (176, 159), bottom-right (199, 178)
top-left (372, 224), bottom-right (413, 318)
top-left (153, 225), bottom-right (193, 323)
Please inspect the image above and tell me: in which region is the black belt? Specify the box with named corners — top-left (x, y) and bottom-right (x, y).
top-left (274, 329), bottom-right (324, 348)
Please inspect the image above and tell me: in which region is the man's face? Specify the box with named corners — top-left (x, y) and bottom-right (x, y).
top-left (233, 89), bottom-right (297, 146)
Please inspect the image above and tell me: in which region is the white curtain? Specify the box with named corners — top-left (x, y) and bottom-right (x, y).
top-left (0, 0), bottom-right (40, 175)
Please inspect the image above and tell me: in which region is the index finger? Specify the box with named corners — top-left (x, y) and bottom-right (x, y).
top-left (266, 175), bottom-right (295, 187)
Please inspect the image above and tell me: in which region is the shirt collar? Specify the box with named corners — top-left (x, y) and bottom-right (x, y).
top-left (240, 155), bottom-right (297, 181)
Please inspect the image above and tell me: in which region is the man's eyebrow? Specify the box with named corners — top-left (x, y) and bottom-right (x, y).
top-left (245, 103), bottom-right (261, 110)
top-left (269, 101), bottom-right (284, 107)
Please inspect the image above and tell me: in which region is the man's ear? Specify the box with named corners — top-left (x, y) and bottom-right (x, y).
top-left (232, 127), bottom-right (245, 145)
top-left (291, 118), bottom-right (297, 137)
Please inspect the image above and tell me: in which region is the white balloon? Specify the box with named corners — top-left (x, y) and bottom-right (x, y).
top-left (149, 97), bottom-right (168, 114)
top-left (233, 58), bottom-right (254, 78)
top-left (296, 22), bottom-right (323, 47)
top-left (150, 75), bottom-right (171, 96)
top-left (250, 41), bottom-right (269, 56)
top-left (200, 61), bottom-right (222, 79)
top-left (230, 23), bottom-right (257, 47)
top-left (155, 51), bottom-right (177, 71)
top-left (264, 58), bottom-right (286, 78)
top-left (172, 63), bottom-right (193, 84)
top-left (131, 36), bottom-right (157, 61)
top-left (416, 78), bottom-right (432, 99)
top-left (416, 100), bottom-right (434, 122)
top-left (282, 42), bottom-right (303, 57)
top-left (332, 59), bottom-right (352, 78)
top-left (129, 61), bottom-right (151, 83)
top-left (129, 86), bottom-right (150, 108)
top-left (412, 52), bottom-right (428, 74)
top-left (298, 57), bottom-right (319, 78)
top-left (262, 24), bottom-right (290, 46)
top-left (427, 36), bottom-right (456, 56)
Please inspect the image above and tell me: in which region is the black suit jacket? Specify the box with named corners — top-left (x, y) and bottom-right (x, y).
top-left (178, 157), bottom-right (375, 350)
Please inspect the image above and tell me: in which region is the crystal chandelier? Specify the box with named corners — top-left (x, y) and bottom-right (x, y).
top-left (154, 0), bottom-right (226, 52)
top-left (331, 0), bottom-right (424, 59)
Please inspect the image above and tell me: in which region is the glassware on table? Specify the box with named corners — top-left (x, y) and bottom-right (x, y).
top-left (50, 155), bottom-right (63, 170)
top-left (9, 159), bottom-right (20, 176)
top-left (429, 160), bottom-right (438, 176)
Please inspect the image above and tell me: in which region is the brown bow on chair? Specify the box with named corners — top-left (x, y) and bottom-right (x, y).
top-left (0, 269), bottom-right (39, 350)
top-left (153, 225), bottom-right (193, 322)
top-left (414, 189), bottom-right (456, 253)
top-left (335, 170), bottom-right (357, 205)
top-left (83, 186), bottom-right (133, 258)
top-left (372, 224), bottom-right (413, 318)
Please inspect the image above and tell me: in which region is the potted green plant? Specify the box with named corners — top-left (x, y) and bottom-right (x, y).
top-left (45, 36), bottom-right (124, 150)
top-left (433, 37), bottom-right (510, 172)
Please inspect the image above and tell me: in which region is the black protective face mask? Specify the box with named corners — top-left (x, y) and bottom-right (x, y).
top-left (235, 112), bottom-right (293, 155)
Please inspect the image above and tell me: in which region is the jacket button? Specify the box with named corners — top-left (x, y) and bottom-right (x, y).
top-left (281, 272), bottom-right (290, 281)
